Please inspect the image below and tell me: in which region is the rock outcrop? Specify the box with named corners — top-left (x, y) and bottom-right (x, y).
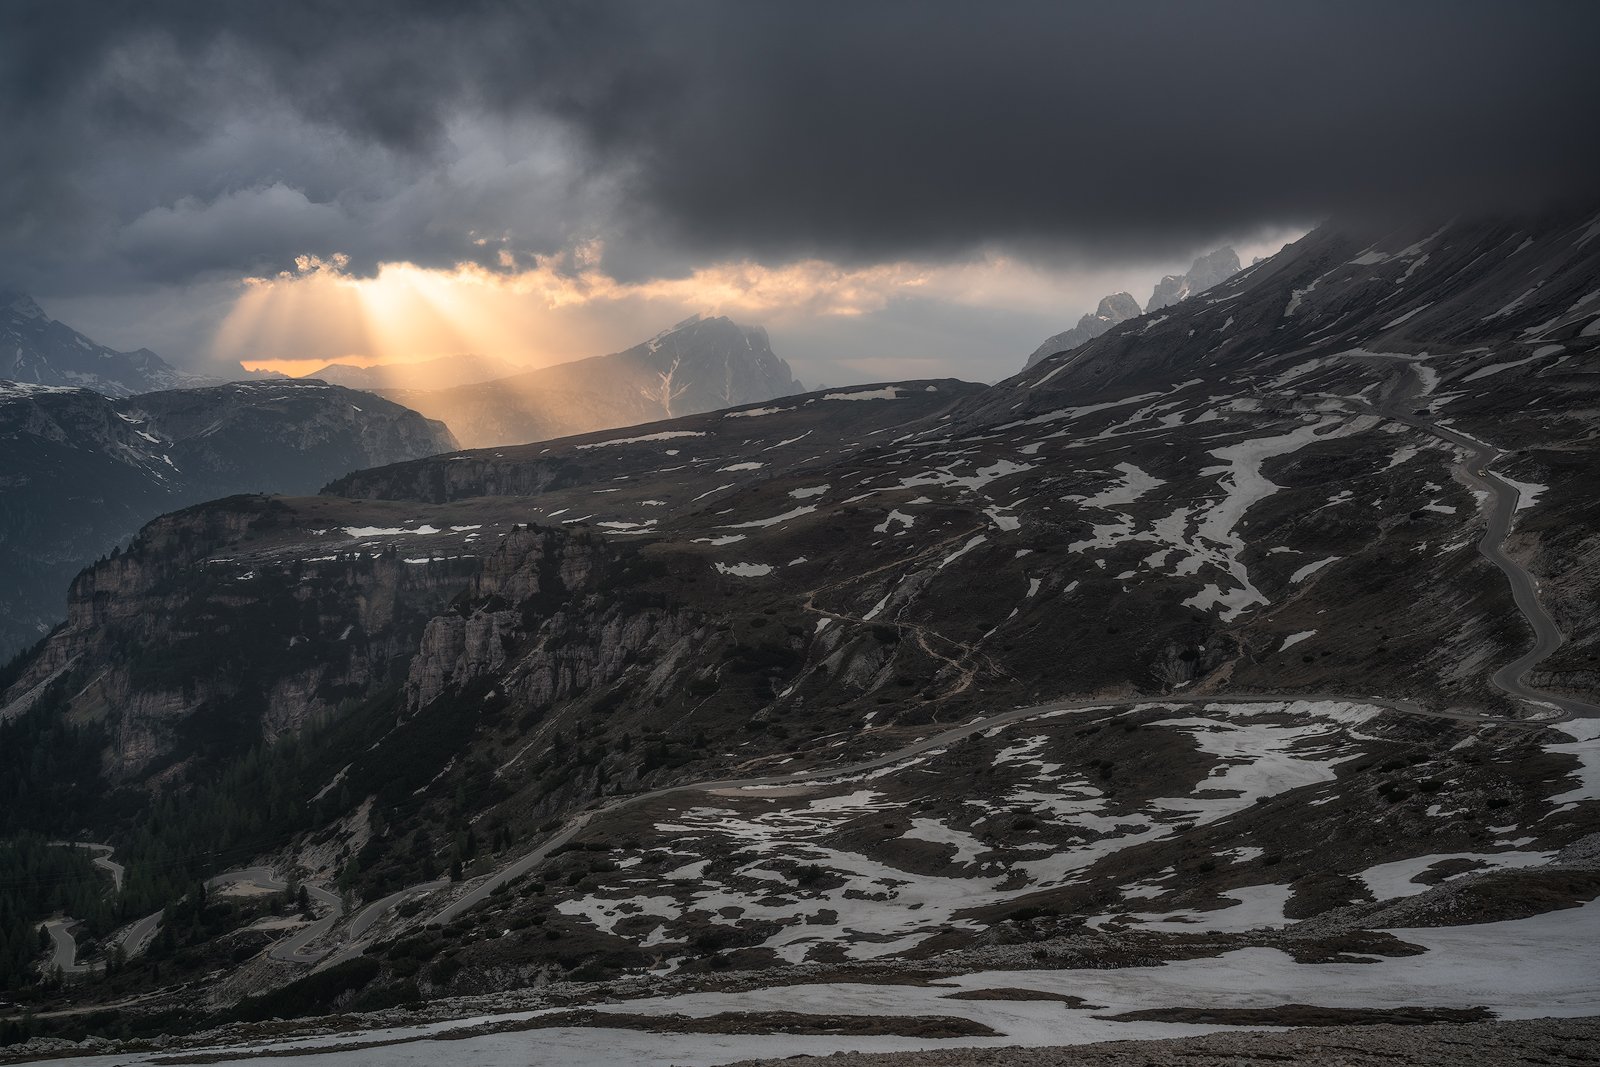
top-left (1145, 246), bottom-right (1242, 312)
top-left (0, 496), bottom-right (476, 778)
top-left (1023, 293), bottom-right (1142, 369)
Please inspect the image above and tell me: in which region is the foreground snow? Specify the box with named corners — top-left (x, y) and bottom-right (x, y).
top-left (60, 897), bottom-right (1600, 1066)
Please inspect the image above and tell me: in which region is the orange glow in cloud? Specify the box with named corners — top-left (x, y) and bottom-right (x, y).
top-left (221, 243), bottom-right (1045, 376)
top-left (218, 232), bottom-right (1304, 378)
top-left (226, 255), bottom-right (500, 376)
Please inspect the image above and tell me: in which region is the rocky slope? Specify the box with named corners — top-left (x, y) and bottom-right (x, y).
top-left (383, 315), bottom-right (804, 448)
top-left (0, 292), bottom-right (206, 397)
top-left (0, 379), bottom-right (457, 659)
top-left (1, 205), bottom-right (1596, 1055)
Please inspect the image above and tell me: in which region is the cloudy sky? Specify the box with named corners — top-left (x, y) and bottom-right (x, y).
top-left (3, 1), bottom-right (1596, 387)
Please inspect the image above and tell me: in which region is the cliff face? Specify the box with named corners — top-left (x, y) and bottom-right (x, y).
top-left (0, 492), bottom-right (702, 795)
top-left (404, 526), bottom-right (698, 722)
top-left (1, 496), bottom-right (477, 780)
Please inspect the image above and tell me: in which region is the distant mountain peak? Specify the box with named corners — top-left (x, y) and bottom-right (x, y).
top-left (1023, 291), bottom-right (1144, 369)
top-left (1095, 292), bottom-right (1142, 320)
top-left (2, 290), bottom-right (46, 320)
top-left (0, 292), bottom-right (205, 397)
top-left (382, 315), bottom-right (806, 448)
top-left (1024, 248), bottom-right (1244, 371)
top-left (1146, 246), bottom-right (1241, 313)
top-left (298, 353), bottom-right (522, 391)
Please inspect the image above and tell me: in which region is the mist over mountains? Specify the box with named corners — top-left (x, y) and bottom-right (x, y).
top-left (301, 354), bottom-right (526, 392)
top-left (379, 315), bottom-right (804, 449)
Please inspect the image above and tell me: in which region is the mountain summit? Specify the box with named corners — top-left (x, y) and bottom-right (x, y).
top-left (0, 291), bottom-right (206, 397)
top-left (1022, 292), bottom-right (1143, 369)
top-left (1145, 245), bottom-right (1242, 312)
top-left (384, 314), bottom-right (805, 448)
top-left (1022, 247), bottom-right (1243, 370)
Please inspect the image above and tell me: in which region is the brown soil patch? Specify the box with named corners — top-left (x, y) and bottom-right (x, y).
top-left (942, 988), bottom-right (1103, 1009)
top-left (1098, 1003), bottom-right (1492, 1027)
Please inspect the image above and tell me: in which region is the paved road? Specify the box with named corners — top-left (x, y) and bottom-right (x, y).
top-left (348, 879), bottom-right (450, 940)
top-left (319, 879), bottom-right (452, 966)
top-left (41, 919), bottom-right (92, 975)
top-left (205, 867), bottom-right (344, 963)
top-left (38, 842), bottom-right (129, 976)
top-left (114, 909), bottom-right (164, 959)
top-left (1355, 360), bottom-right (1599, 719)
top-left (47, 842), bottom-right (125, 892)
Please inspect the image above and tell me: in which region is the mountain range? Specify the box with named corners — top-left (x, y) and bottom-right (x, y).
top-left (0, 379), bottom-right (456, 660)
top-left (301, 354), bottom-right (526, 392)
top-left (378, 314), bottom-right (805, 448)
top-left (1, 205), bottom-right (1597, 1058)
top-left (0, 292), bottom-right (210, 396)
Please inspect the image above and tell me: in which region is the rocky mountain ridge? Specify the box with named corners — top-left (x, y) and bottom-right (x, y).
top-left (1021, 292), bottom-right (1143, 370)
top-left (1022, 246), bottom-right (1242, 370)
top-left (0, 292), bottom-right (209, 397)
top-left (1145, 245), bottom-right (1241, 312)
top-left (0, 379), bottom-right (457, 659)
top-left (382, 315), bottom-right (805, 448)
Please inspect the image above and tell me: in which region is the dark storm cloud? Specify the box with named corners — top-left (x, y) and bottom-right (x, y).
top-left (2, 0), bottom-right (1597, 293)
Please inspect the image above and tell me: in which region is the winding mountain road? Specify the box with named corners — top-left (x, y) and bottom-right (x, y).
top-left (41, 920), bottom-right (92, 975)
top-left (115, 909), bottom-right (164, 959)
top-left (48, 841), bottom-right (124, 892)
top-left (1369, 366), bottom-right (1599, 719)
top-left (37, 842), bottom-right (128, 976)
top-left (204, 867), bottom-right (344, 963)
